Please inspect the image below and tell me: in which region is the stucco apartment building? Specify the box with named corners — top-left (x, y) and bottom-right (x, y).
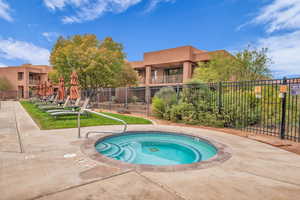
top-left (129, 46), bottom-right (229, 86)
top-left (0, 46), bottom-right (228, 99)
top-left (0, 64), bottom-right (52, 98)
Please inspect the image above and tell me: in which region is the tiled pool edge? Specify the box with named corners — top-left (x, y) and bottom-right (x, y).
top-left (81, 130), bottom-right (232, 172)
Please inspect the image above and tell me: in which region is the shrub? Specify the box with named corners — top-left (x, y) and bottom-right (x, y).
top-left (152, 87), bottom-right (177, 119)
top-left (169, 84), bottom-right (222, 126)
top-left (111, 96), bottom-right (118, 103)
top-left (130, 96), bottom-right (138, 104)
top-left (170, 102), bottom-right (194, 122)
top-left (180, 84), bottom-right (212, 105)
top-left (220, 91), bottom-right (260, 128)
top-left (169, 101), bottom-right (225, 127)
top-left (152, 96), bottom-right (166, 118)
top-left (151, 84), bottom-right (261, 129)
top-left (154, 87), bottom-right (177, 105)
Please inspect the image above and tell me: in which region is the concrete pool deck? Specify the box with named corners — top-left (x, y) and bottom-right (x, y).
top-left (0, 101), bottom-right (300, 200)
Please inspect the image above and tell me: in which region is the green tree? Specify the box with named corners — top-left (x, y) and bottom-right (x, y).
top-left (118, 63), bottom-right (138, 87)
top-left (235, 47), bottom-right (272, 80)
top-left (48, 69), bottom-right (59, 84)
top-left (0, 77), bottom-right (13, 91)
top-left (50, 34), bottom-right (137, 90)
top-left (194, 51), bottom-right (237, 82)
top-left (193, 47), bottom-right (272, 82)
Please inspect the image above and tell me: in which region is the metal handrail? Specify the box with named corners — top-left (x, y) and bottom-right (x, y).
top-left (77, 109), bottom-right (127, 138)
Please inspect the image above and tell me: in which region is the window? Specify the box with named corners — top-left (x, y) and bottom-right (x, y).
top-left (164, 66), bottom-right (183, 83)
top-left (18, 72), bottom-right (24, 80)
top-left (151, 70), bottom-right (157, 80)
top-left (164, 67), bottom-right (183, 76)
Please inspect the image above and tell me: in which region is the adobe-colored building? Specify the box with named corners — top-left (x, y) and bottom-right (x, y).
top-left (0, 64), bottom-right (53, 98)
top-left (0, 46), bottom-right (229, 99)
top-left (129, 46), bottom-right (229, 86)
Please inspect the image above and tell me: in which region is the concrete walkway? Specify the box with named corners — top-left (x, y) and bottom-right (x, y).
top-left (0, 101), bottom-right (300, 200)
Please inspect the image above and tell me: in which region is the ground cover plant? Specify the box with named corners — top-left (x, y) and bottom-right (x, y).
top-left (21, 101), bottom-right (152, 130)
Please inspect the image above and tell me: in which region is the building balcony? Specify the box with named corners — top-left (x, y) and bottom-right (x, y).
top-left (138, 76), bottom-right (145, 84)
top-left (29, 79), bottom-right (40, 85)
top-left (151, 74), bottom-right (183, 84)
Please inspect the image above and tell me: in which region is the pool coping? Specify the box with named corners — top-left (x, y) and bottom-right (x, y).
top-left (81, 130), bottom-right (232, 172)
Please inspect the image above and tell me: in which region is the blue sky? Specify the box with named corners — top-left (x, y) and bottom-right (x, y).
top-left (0, 0), bottom-right (300, 78)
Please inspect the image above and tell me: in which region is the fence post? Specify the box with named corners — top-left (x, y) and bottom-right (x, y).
top-left (109, 88), bottom-right (112, 110)
top-left (77, 112), bottom-right (81, 138)
top-left (280, 77), bottom-right (287, 140)
top-left (125, 87), bottom-right (128, 109)
top-left (97, 88), bottom-right (100, 108)
top-left (146, 86), bottom-right (150, 116)
top-left (218, 82), bottom-right (223, 114)
top-left (176, 84), bottom-right (180, 103)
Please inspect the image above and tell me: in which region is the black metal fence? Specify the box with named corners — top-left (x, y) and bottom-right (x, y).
top-left (219, 78), bottom-right (300, 142)
top-left (0, 90), bottom-right (18, 100)
top-left (87, 77), bottom-right (300, 142)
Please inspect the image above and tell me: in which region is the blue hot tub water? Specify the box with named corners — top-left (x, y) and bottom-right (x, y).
top-left (95, 132), bottom-right (217, 166)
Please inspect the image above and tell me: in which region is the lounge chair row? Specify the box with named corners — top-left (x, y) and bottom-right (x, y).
top-left (32, 95), bottom-right (90, 118)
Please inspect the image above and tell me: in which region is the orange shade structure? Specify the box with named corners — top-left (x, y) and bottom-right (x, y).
top-left (58, 77), bottom-right (65, 101)
top-left (38, 83), bottom-right (43, 96)
top-left (43, 81), bottom-right (47, 97)
top-left (45, 81), bottom-right (48, 96)
top-left (46, 81), bottom-right (54, 96)
top-left (70, 71), bottom-right (79, 100)
top-left (40, 82), bottom-right (45, 97)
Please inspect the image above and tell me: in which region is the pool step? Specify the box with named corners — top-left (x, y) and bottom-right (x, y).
top-left (100, 143), bottom-right (124, 157)
top-left (117, 145), bottom-right (136, 162)
top-left (95, 143), bottom-right (111, 152)
top-left (107, 142), bottom-right (136, 162)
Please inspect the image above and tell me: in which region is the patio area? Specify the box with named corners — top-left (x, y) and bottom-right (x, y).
top-left (1, 101), bottom-right (300, 200)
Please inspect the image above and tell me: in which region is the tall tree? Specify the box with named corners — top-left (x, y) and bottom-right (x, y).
top-left (50, 35), bottom-right (137, 90)
top-left (193, 47), bottom-right (272, 82)
top-left (193, 51), bottom-right (237, 82)
top-left (235, 47), bottom-right (272, 80)
top-left (48, 69), bottom-right (59, 84)
top-left (118, 63), bottom-right (139, 87)
top-left (0, 77), bottom-right (13, 91)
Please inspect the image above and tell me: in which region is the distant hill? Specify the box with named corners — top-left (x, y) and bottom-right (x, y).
top-left (286, 75), bottom-right (300, 78)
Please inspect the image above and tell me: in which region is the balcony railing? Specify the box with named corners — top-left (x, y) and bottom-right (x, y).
top-left (151, 74), bottom-right (183, 84)
top-left (29, 79), bottom-right (40, 85)
top-left (138, 76), bottom-right (145, 84)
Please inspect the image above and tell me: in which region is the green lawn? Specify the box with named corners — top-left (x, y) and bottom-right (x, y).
top-left (20, 101), bottom-right (152, 130)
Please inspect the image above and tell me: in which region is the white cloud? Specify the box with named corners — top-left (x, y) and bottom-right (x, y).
top-left (254, 0), bottom-right (300, 33)
top-left (257, 31), bottom-right (300, 77)
top-left (43, 0), bottom-right (175, 23)
top-left (44, 0), bottom-right (88, 10)
top-left (42, 32), bottom-right (60, 42)
top-left (0, 62), bottom-right (7, 67)
top-left (44, 0), bottom-right (142, 23)
top-left (0, 38), bottom-right (50, 65)
top-left (0, 0), bottom-right (13, 22)
top-left (144, 0), bottom-right (175, 13)
top-left (236, 0), bottom-right (300, 77)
